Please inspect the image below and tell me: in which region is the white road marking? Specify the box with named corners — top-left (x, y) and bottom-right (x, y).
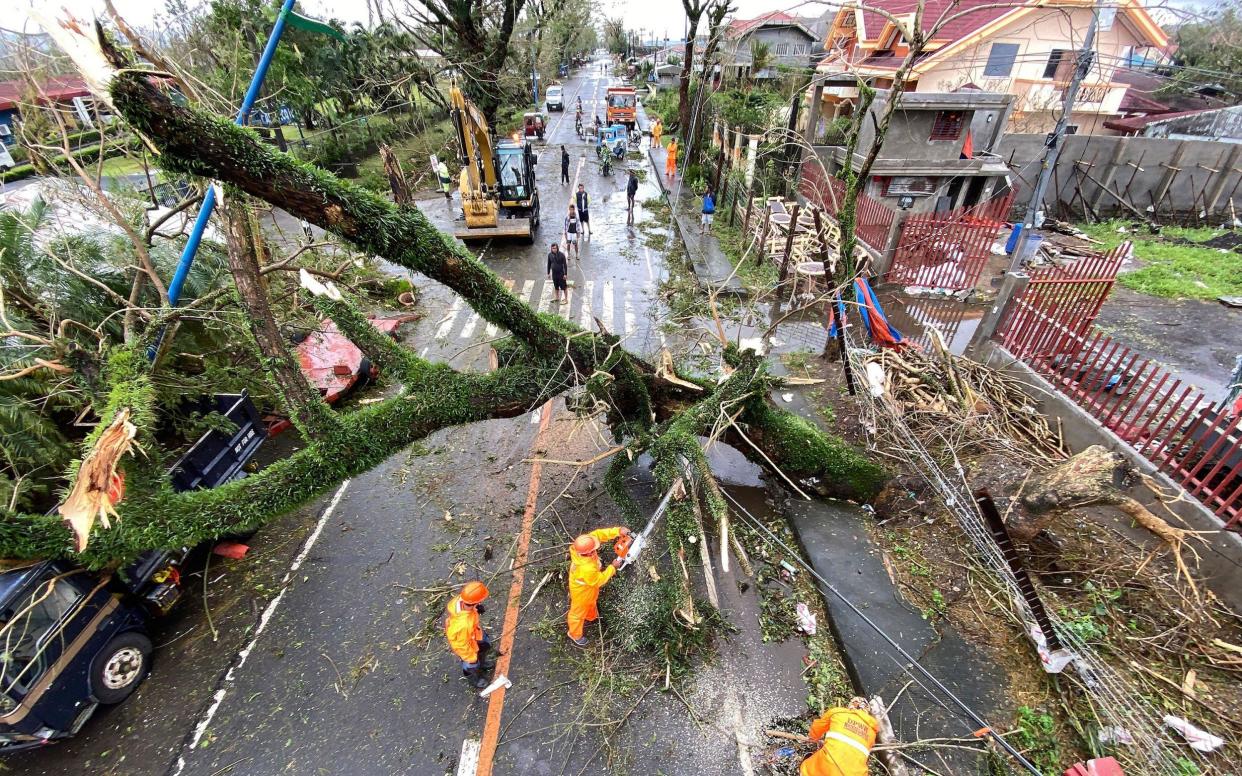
top-left (536, 281), bottom-right (552, 313)
top-left (172, 480), bottom-right (352, 776)
top-left (601, 279), bottom-right (615, 334)
top-left (436, 296), bottom-right (464, 339)
top-left (623, 287), bottom-right (637, 335)
top-left (460, 312), bottom-right (481, 339)
top-left (520, 279), bottom-right (537, 304)
top-left (644, 245), bottom-right (654, 283)
top-left (578, 280), bottom-right (595, 330)
top-left (457, 738), bottom-right (481, 776)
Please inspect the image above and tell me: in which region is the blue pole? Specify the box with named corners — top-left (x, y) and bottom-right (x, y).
top-left (163, 0), bottom-right (298, 310)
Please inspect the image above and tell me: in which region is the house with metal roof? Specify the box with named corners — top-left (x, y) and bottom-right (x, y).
top-left (810, 0), bottom-right (1170, 135)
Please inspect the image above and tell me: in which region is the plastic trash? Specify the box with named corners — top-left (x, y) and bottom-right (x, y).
top-left (1163, 715), bottom-right (1224, 752)
top-left (781, 392), bottom-right (794, 402)
top-left (1097, 726), bottom-right (1133, 746)
top-left (776, 747), bottom-right (795, 758)
top-left (796, 602), bottom-right (817, 635)
top-left (1027, 623), bottom-right (1074, 673)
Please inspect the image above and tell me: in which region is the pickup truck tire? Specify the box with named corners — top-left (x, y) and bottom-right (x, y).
top-left (90, 631), bottom-right (152, 704)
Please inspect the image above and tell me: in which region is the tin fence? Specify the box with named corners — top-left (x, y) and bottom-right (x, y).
top-left (995, 244), bottom-right (1241, 526)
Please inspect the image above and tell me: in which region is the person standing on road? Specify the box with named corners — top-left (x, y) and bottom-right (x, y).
top-left (626, 171), bottom-right (639, 224)
top-left (566, 527), bottom-right (632, 646)
top-left (800, 697), bottom-right (879, 776)
top-left (575, 184), bottom-right (591, 238)
top-left (560, 145), bottom-right (571, 185)
top-left (665, 138), bottom-right (678, 180)
top-left (445, 581), bottom-right (494, 690)
top-left (564, 205), bottom-right (581, 260)
top-left (547, 242), bottom-right (569, 305)
top-left (700, 187), bottom-right (715, 235)
top-left (651, 118), bottom-right (662, 147)
top-left (437, 159), bottom-right (453, 201)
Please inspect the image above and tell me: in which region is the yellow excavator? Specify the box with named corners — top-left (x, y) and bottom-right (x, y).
top-left (449, 83), bottom-right (541, 241)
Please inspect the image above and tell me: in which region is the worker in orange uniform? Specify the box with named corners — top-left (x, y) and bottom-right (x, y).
top-left (566, 526), bottom-right (632, 646)
top-left (800, 696), bottom-right (879, 776)
top-left (651, 118), bottom-right (663, 147)
top-left (445, 581), bottom-right (495, 689)
top-left (665, 138), bottom-right (678, 179)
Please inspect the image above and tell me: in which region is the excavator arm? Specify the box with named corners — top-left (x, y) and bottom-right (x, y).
top-left (449, 83), bottom-right (497, 190)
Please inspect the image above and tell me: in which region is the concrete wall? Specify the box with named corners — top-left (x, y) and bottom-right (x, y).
top-left (974, 340), bottom-right (1242, 613)
top-left (996, 133), bottom-right (1242, 221)
top-left (1143, 106), bottom-right (1242, 141)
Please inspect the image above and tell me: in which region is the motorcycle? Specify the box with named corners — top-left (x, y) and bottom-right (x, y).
top-left (601, 154), bottom-right (612, 176)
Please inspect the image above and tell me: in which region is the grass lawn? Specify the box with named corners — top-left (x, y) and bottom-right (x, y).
top-left (355, 118), bottom-right (454, 190)
top-left (96, 154), bottom-right (146, 178)
top-left (1075, 220), bottom-right (1242, 299)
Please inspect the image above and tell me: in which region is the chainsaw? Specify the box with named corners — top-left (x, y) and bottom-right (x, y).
top-left (615, 481), bottom-right (681, 570)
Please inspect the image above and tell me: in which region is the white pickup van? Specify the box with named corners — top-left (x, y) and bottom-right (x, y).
top-left (545, 85), bottom-right (564, 112)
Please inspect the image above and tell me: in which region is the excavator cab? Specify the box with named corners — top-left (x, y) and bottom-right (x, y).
top-left (495, 142), bottom-right (538, 215)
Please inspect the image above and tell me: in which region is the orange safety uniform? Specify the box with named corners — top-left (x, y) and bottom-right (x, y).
top-left (566, 527), bottom-right (623, 640)
top-left (444, 594), bottom-right (484, 665)
top-left (665, 141), bottom-right (678, 177)
top-left (800, 707), bottom-right (879, 776)
top-left (652, 120), bottom-right (663, 146)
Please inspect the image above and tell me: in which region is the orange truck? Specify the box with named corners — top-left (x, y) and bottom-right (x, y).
top-left (605, 86), bottom-right (637, 130)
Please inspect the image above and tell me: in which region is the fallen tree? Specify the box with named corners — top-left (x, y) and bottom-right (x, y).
top-left (0, 24), bottom-right (885, 577)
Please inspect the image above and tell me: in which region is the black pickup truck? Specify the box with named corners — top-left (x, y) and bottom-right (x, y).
top-left (0, 393), bottom-right (264, 752)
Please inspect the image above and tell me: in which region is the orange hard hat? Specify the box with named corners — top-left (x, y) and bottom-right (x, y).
top-left (460, 581), bottom-right (489, 605)
top-left (572, 534), bottom-right (600, 555)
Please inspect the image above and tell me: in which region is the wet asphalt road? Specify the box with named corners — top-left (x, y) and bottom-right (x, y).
top-left (5, 61), bottom-right (808, 776)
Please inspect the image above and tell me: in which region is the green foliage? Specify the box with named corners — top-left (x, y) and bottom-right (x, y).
top-left (1159, 2), bottom-right (1242, 101)
top-left (1074, 221), bottom-right (1242, 299)
top-left (710, 87), bottom-right (784, 134)
top-left (1012, 706), bottom-right (1065, 776)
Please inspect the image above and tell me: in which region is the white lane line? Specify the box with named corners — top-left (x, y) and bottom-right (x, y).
top-left (601, 279), bottom-right (615, 334)
top-left (519, 279), bottom-right (536, 305)
top-left (578, 280), bottom-right (595, 330)
top-left (172, 480), bottom-right (351, 776)
top-left (536, 280), bottom-right (553, 313)
top-left (436, 296), bottom-right (464, 339)
top-left (460, 312), bottom-right (481, 339)
top-left (644, 245), bottom-right (654, 283)
top-left (457, 738), bottom-right (481, 776)
top-left (623, 287), bottom-right (637, 335)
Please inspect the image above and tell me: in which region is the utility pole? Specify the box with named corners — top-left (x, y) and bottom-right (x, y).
top-left (1008, 2), bottom-right (1100, 270)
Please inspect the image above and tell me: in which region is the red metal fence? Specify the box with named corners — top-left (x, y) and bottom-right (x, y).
top-left (884, 190), bottom-right (1017, 291)
top-left (995, 244), bottom-right (1242, 527)
top-left (799, 162), bottom-right (895, 253)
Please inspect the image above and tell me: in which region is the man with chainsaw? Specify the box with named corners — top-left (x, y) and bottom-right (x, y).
top-left (800, 696), bottom-right (879, 776)
top-left (566, 526), bottom-right (632, 646)
top-left (445, 581), bottom-right (495, 689)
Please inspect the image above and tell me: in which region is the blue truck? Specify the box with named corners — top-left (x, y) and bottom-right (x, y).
top-left (0, 393), bottom-right (264, 752)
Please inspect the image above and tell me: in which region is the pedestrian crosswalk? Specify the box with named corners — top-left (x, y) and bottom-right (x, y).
top-left (432, 278), bottom-right (653, 345)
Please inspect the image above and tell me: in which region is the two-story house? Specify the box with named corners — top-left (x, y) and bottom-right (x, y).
top-left (811, 0), bottom-right (1169, 135)
top-left (721, 12), bottom-right (818, 84)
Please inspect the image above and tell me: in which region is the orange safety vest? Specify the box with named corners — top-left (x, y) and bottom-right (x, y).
top-left (444, 595), bottom-right (483, 663)
top-left (800, 708), bottom-right (879, 776)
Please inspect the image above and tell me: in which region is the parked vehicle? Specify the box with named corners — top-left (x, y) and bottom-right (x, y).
top-left (545, 85), bottom-right (564, 112)
top-left (0, 394), bottom-right (265, 752)
top-left (523, 112), bottom-right (547, 141)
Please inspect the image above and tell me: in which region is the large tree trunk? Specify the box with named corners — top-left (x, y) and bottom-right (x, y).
top-left (677, 2), bottom-right (704, 136)
top-left (221, 194), bottom-right (340, 438)
top-left (0, 31), bottom-right (886, 566)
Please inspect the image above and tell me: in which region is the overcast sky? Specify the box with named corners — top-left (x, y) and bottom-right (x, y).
top-left (18, 0), bottom-right (839, 38)
top-left (16, 0), bottom-right (1215, 39)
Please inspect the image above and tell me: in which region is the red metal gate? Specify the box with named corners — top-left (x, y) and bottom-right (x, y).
top-left (885, 192), bottom-right (1016, 291)
top-left (994, 244), bottom-right (1242, 527)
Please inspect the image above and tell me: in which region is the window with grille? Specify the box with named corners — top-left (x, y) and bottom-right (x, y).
top-left (1043, 50), bottom-right (1069, 79)
top-left (930, 111), bottom-right (965, 141)
top-left (883, 176), bottom-right (936, 196)
top-left (983, 42), bottom-right (1019, 77)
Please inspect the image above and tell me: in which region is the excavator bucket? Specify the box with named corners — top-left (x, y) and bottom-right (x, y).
top-left (454, 218), bottom-right (532, 241)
